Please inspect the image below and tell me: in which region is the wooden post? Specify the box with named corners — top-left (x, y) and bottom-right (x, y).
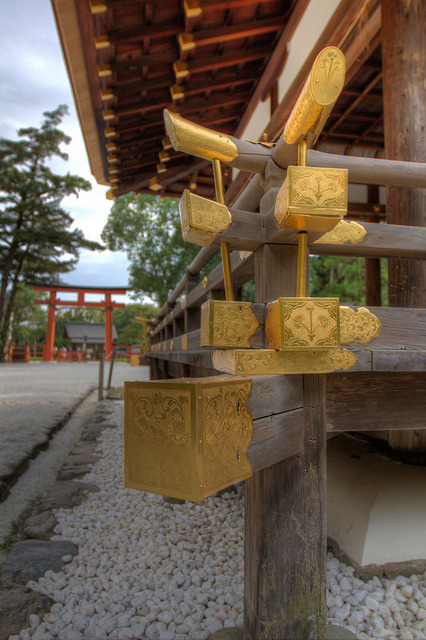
top-left (98, 351), bottom-right (104, 401)
top-left (105, 293), bottom-right (113, 361)
top-left (365, 186), bottom-right (382, 306)
top-left (382, 0), bottom-right (426, 451)
top-left (43, 290), bottom-right (57, 361)
top-left (244, 244), bottom-right (327, 640)
top-left (382, 0), bottom-right (426, 309)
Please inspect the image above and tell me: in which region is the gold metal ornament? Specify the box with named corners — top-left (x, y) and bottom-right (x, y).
top-left (179, 190), bottom-right (232, 246)
top-left (266, 297), bottom-right (340, 351)
top-left (163, 109), bottom-right (238, 163)
top-left (213, 348), bottom-right (357, 376)
top-left (200, 300), bottom-right (259, 348)
top-left (124, 377), bottom-right (253, 502)
top-left (275, 166), bottom-right (348, 232)
top-left (314, 220), bottom-right (367, 245)
top-left (340, 306), bottom-right (382, 344)
top-left (283, 47), bottom-right (346, 146)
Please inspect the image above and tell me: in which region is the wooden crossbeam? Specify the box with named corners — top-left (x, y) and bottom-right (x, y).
top-left (179, 15), bottom-right (288, 51)
top-left (174, 45), bottom-right (273, 77)
top-left (326, 372), bottom-right (426, 432)
top-left (35, 300), bottom-right (125, 309)
top-left (321, 72), bottom-right (383, 142)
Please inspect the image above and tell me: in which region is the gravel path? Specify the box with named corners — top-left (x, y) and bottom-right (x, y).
top-left (9, 402), bottom-right (426, 640)
top-left (0, 362), bottom-right (148, 486)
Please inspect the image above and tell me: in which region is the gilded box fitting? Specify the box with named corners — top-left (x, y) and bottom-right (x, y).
top-left (275, 166), bottom-right (348, 233)
top-left (266, 297), bottom-right (340, 351)
top-left (179, 190), bottom-right (232, 246)
top-left (213, 348), bottom-right (356, 376)
top-left (124, 377), bottom-right (253, 502)
top-left (163, 110), bottom-right (238, 163)
top-left (201, 300), bottom-right (259, 348)
top-left (283, 46), bottom-right (346, 146)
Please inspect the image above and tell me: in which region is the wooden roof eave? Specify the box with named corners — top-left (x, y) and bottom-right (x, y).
top-left (51, 0), bottom-right (109, 186)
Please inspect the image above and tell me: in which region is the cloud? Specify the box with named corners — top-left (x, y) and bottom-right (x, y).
top-left (0, 0), bottom-right (130, 291)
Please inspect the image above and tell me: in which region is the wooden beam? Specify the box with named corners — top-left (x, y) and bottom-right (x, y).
top-left (326, 372), bottom-right (426, 432)
top-left (175, 45), bottom-right (273, 77)
top-left (179, 15), bottom-right (289, 52)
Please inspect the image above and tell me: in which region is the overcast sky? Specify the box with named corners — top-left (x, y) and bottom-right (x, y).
top-left (0, 0), bottom-right (132, 302)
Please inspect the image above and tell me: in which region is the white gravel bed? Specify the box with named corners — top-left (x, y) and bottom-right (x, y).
top-left (11, 402), bottom-right (426, 640)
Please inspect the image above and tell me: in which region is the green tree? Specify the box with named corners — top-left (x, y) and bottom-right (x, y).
top-left (10, 284), bottom-right (47, 345)
top-left (101, 193), bottom-right (201, 306)
top-left (113, 302), bottom-right (158, 345)
top-left (0, 105), bottom-right (103, 358)
top-left (309, 255), bottom-right (388, 306)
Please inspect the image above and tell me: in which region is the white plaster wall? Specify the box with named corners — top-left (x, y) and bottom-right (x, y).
top-left (241, 0), bottom-right (341, 142)
top-left (328, 436), bottom-right (426, 567)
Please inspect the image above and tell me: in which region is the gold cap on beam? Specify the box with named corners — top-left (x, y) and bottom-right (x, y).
top-left (103, 110), bottom-right (115, 121)
top-left (94, 34), bottom-right (110, 50)
top-left (164, 109), bottom-right (238, 163)
top-left (98, 64), bottom-right (112, 78)
top-left (90, 0), bottom-right (107, 14)
top-left (283, 47), bottom-right (346, 146)
top-left (100, 89), bottom-right (114, 101)
top-left (184, 0), bottom-right (202, 19)
top-left (179, 33), bottom-right (196, 53)
top-left (104, 127), bottom-right (116, 138)
top-left (107, 155), bottom-right (119, 164)
top-left (173, 61), bottom-right (189, 80)
top-left (157, 162), bottom-right (167, 174)
top-left (170, 85), bottom-right (185, 101)
top-left (106, 142), bottom-right (117, 152)
top-left (149, 177), bottom-right (163, 192)
top-left (162, 136), bottom-right (173, 150)
top-left (158, 150), bottom-right (170, 162)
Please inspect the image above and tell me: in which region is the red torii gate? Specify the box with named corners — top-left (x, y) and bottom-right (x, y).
top-left (33, 284), bottom-right (127, 362)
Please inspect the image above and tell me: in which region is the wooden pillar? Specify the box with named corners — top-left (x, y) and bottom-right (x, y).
top-left (382, 0), bottom-right (426, 451)
top-left (365, 186), bottom-right (382, 307)
top-left (382, 0), bottom-right (426, 308)
top-left (244, 244), bottom-right (327, 640)
top-left (105, 293), bottom-right (113, 361)
top-left (43, 290), bottom-right (57, 361)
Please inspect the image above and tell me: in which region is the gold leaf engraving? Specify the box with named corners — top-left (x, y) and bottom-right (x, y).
top-left (315, 220), bottom-right (366, 245)
top-left (266, 297), bottom-right (340, 350)
top-left (283, 47), bottom-right (346, 145)
top-left (201, 300), bottom-right (259, 348)
top-left (125, 386), bottom-right (194, 496)
top-left (180, 190), bottom-right (232, 246)
top-left (201, 381), bottom-right (253, 492)
top-left (124, 378), bottom-right (253, 502)
top-left (213, 348), bottom-right (357, 375)
top-left (340, 306), bottom-right (381, 344)
top-left (275, 166), bottom-right (348, 232)
top-left (291, 168), bottom-right (347, 210)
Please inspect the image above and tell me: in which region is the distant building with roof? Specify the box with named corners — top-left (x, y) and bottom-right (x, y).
top-left (64, 322), bottom-right (118, 358)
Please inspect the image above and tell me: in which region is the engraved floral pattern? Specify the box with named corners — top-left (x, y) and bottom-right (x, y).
top-left (315, 220), bottom-right (367, 245)
top-left (201, 382), bottom-right (253, 492)
top-left (291, 168), bottom-right (346, 210)
top-left (202, 301), bottom-right (259, 348)
top-left (125, 387), bottom-right (193, 494)
top-left (340, 306), bottom-right (381, 344)
top-left (212, 348), bottom-right (357, 375)
top-left (282, 299), bottom-right (339, 349)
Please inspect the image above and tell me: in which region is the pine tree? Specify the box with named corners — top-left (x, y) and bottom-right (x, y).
top-left (0, 105), bottom-right (103, 359)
